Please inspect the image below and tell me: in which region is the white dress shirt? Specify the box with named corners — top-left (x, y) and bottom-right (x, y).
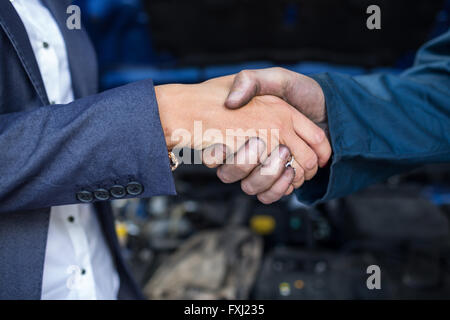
top-left (11, 0), bottom-right (120, 300)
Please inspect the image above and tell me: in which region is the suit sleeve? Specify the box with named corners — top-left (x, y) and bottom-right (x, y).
top-left (296, 29), bottom-right (450, 205)
top-left (0, 79), bottom-right (176, 212)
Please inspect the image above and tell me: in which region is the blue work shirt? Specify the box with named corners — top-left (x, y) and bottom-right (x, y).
top-left (297, 29), bottom-right (450, 204)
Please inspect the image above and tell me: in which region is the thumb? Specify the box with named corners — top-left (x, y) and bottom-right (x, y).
top-left (225, 70), bottom-right (259, 109)
top-left (226, 67), bottom-right (296, 109)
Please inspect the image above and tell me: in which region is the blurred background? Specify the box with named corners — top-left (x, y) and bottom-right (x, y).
top-left (75, 0), bottom-right (450, 299)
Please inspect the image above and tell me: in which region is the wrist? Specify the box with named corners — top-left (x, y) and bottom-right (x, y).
top-left (296, 74), bottom-right (327, 124)
top-left (155, 83), bottom-right (189, 150)
top-left (308, 77), bottom-right (327, 124)
top-left (155, 77), bottom-right (234, 151)
top-left (307, 76), bottom-right (329, 139)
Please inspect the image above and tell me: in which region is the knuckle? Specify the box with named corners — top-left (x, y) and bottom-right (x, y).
top-left (272, 66), bottom-right (287, 74)
top-left (247, 137), bottom-right (266, 160)
top-left (314, 129), bottom-right (327, 145)
top-left (238, 70), bottom-right (253, 81)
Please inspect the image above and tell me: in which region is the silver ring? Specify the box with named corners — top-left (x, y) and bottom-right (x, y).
top-left (285, 156), bottom-right (294, 168)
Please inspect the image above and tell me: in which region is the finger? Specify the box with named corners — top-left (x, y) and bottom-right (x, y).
top-left (225, 67), bottom-right (295, 109)
top-left (284, 184), bottom-right (294, 196)
top-left (256, 166), bottom-right (295, 204)
top-left (289, 159), bottom-right (306, 189)
top-left (225, 69), bottom-right (332, 167)
top-left (202, 144), bottom-right (228, 168)
top-left (216, 137), bottom-right (265, 183)
top-left (240, 145), bottom-right (291, 195)
top-left (285, 132), bottom-right (318, 181)
top-left (290, 109), bottom-right (332, 168)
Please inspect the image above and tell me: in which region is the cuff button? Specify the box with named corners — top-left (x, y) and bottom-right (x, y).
top-left (126, 181), bottom-right (143, 196)
top-left (94, 188), bottom-right (110, 201)
top-left (76, 190), bottom-right (93, 203)
top-left (110, 185), bottom-right (126, 198)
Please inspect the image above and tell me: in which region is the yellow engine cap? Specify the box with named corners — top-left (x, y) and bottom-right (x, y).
top-left (250, 215), bottom-right (276, 235)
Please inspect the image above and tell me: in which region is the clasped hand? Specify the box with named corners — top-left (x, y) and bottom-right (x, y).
top-left (156, 68), bottom-right (331, 204)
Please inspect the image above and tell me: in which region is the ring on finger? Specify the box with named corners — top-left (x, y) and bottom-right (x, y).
top-left (285, 155), bottom-right (294, 168)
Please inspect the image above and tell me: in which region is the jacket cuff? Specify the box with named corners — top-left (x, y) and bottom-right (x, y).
top-left (73, 79), bottom-right (177, 204)
top-left (132, 79), bottom-right (177, 198)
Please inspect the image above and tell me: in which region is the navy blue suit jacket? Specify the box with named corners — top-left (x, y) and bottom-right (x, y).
top-left (0, 0), bottom-right (175, 299)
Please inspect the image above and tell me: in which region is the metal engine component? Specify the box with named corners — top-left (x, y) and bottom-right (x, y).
top-left (144, 227), bottom-right (262, 300)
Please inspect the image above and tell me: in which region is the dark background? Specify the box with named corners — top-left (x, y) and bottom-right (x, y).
top-left (75, 0), bottom-right (450, 299)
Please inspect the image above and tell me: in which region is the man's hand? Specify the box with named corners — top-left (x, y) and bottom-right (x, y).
top-left (203, 139), bottom-right (298, 203)
top-left (209, 68), bottom-right (331, 204)
top-left (226, 67), bottom-right (327, 125)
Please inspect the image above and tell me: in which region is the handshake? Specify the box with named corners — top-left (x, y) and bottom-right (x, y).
top-left (156, 68), bottom-right (332, 204)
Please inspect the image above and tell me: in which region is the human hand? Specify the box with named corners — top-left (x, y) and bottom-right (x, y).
top-left (204, 68), bottom-right (331, 204)
top-left (203, 139), bottom-right (298, 203)
top-left (226, 67), bottom-right (327, 125)
top-left (155, 75), bottom-right (331, 194)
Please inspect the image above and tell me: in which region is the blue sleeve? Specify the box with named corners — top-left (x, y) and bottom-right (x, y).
top-left (296, 29), bottom-right (450, 205)
top-left (0, 79), bottom-right (176, 212)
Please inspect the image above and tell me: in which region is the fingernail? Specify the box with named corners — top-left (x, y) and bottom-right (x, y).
top-left (227, 90), bottom-right (242, 102)
top-left (248, 137), bottom-right (265, 154)
top-left (284, 166), bottom-right (295, 181)
top-left (315, 131), bottom-right (325, 144)
top-left (319, 159), bottom-right (328, 168)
